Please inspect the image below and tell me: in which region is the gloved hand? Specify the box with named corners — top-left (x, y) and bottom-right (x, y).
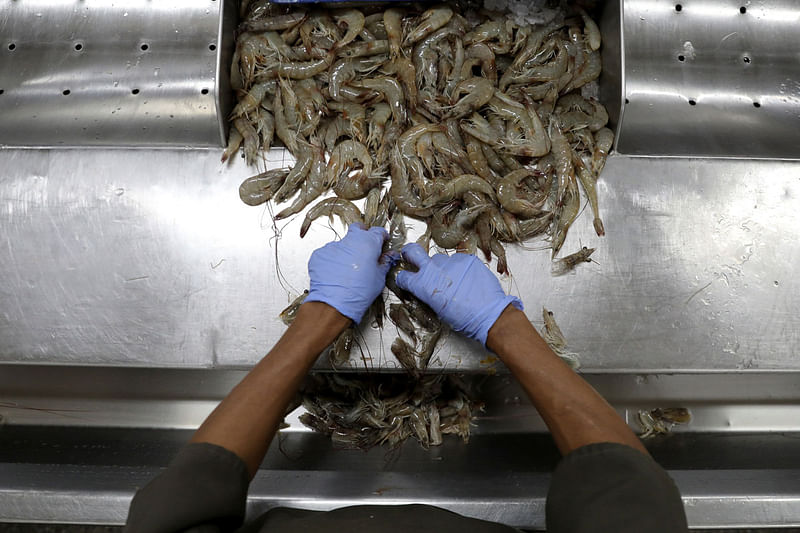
top-left (395, 244), bottom-right (523, 346)
top-left (306, 223), bottom-right (397, 323)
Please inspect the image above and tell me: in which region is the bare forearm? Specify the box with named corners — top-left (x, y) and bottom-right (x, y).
top-left (488, 307), bottom-right (647, 455)
top-left (190, 302), bottom-right (349, 477)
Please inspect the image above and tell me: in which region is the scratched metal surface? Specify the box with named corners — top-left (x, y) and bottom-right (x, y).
top-left (1, 148), bottom-right (798, 371)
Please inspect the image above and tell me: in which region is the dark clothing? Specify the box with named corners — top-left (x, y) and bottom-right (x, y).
top-left (125, 442), bottom-right (688, 533)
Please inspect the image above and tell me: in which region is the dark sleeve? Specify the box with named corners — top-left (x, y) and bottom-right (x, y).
top-left (546, 442), bottom-right (688, 533)
top-left (124, 442), bottom-right (250, 533)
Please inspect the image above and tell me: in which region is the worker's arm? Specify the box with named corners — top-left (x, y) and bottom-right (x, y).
top-left (125, 224), bottom-right (393, 533)
top-left (486, 306), bottom-right (646, 454)
top-left (395, 243), bottom-right (643, 454)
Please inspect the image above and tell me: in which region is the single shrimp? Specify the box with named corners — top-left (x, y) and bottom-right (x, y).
top-left (574, 153), bottom-right (605, 236)
top-left (389, 303), bottom-right (417, 343)
top-left (254, 108), bottom-right (275, 151)
top-left (389, 146), bottom-right (434, 219)
top-left (275, 139), bottom-right (326, 219)
top-left (491, 94), bottom-right (550, 157)
top-left (593, 127), bottom-right (614, 174)
top-left (333, 172), bottom-right (382, 200)
top-left (551, 167), bottom-right (580, 258)
top-left (552, 246), bottom-right (595, 276)
top-left (388, 210), bottom-right (407, 252)
top-left (465, 43), bottom-right (497, 84)
top-left (464, 19), bottom-right (503, 45)
top-left (280, 289), bottom-right (309, 325)
top-left (278, 78), bottom-right (301, 130)
top-left (233, 117), bottom-right (259, 166)
top-left (549, 121), bottom-right (575, 201)
top-left (416, 131), bottom-right (436, 176)
top-left (384, 8), bottom-right (404, 59)
top-left (330, 328), bottom-right (354, 367)
top-left (383, 57), bottom-right (418, 111)
top-left (299, 197), bottom-right (364, 238)
top-left (274, 49), bottom-right (336, 79)
top-left (273, 141), bottom-right (315, 204)
top-left (363, 187), bottom-right (382, 227)
top-left (556, 93), bottom-right (609, 132)
top-left (326, 139), bottom-right (372, 189)
top-left (577, 7), bottom-right (602, 51)
top-left (490, 237), bottom-right (509, 275)
top-left (517, 212), bottom-right (554, 241)
top-left (272, 85), bottom-right (299, 155)
top-left (327, 101), bottom-right (367, 143)
top-left (403, 6), bottom-right (454, 46)
top-left (231, 81), bottom-right (272, 118)
top-left (333, 9), bottom-right (365, 48)
top-left (431, 205), bottom-right (487, 249)
top-left (443, 77), bottom-right (495, 119)
top-left (423, 174), bottom-right (496, 207)
top-left (238, 168), bottom-right (290, 206)
top-left (376, 121), bottom-right (403, 166)
top-left (366, 103), bottom-right (392, 152)
top-left (352, 77), bottom-right (407, 125)
top-left (464, 134), bottom-right (498, 184)
top-left (563, 50), bottom-right (601, 93)
top-left (336, 40), bottom-right (390, 58)
top-left (497, 169), bottom-right (547, 218)
top-left (221, 127), bottom-right (243, 164)
top-left (364, 13), bottom-right (387, 40)
top-left (328, 59), bottom-right (357, 102)
top-left (399, 123), bottom-right (443, 195)
top-left (238, 10), bottom-right (307, 33)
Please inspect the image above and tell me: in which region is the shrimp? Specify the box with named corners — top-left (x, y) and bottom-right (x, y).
top-left (239, 10), bottom-right (307, 33)
top-left (273, 141), bottom-right (315, 204)
top-left (416, 131), bottom-right (436, 175)
top-left (254, 109), bottom-right (275, 150)
top-left (389, 146), bottom-right (434, 219)
top-left (403, 6), bottom-right (454, 46)
top-left (577, 7), bottom-right (602, 51)
top-left (556, 93), bottom-right (608, 132)
top-left (238, 168), bottom-right (289, 206)
top-left (563, 50), bottom-right (601, 93)
top-left (423, 174), bottom-right (496, 207)
top-left (431, 205), bottom-right (487, 248)
top-left (465, 43), bottom-right (497, 84)
top-left (333, 9), bottom-right (365, 48)
top-left (275, 139), bottom-right (326, 219)
top-left (418, 325), bottom-right (442, 370)
top-left (391, 338), bottom-right (420, 379)
top-left (574, 153), bottom-right (605, 236)
top-left (352, 77), bottom-right (406, 125)
top-left (366, 103), bottom-right (391, 151)
top-left (328, 59), bottom-right (357, 102)
top-left (330, 328), bottom-right (354, 367)
top-left (221, 127), bottom-right (243, 164)
top-left (272, 85), bottom-right (299, 155)
top-left (336, 40), bottom-right (390, 58)
top-left (299, 197), bottom-right (364, 238)
top-left (233, 117), bottom-right (259, 166)
top-left (542, 307), bottom-right (567, 352)
top-left (327, 102), bottom-right (367, 143)
top-left (464, 134), bottom-right (498, 184)
top-left (274, 49), bottom-right (336, 79)
top-left (464, 19), bottom-right (503, 45)
top-left (549, 121), bottom-right (575, 201)
top-left (399, 123), bottom-right (443, 195)
top-left (552, 246), bottom-right (595, 276)
top-left (334, 172), bottom-right (382, 200)
top-left (490, 237), bottom-right (509, 275)
top-left (517, 212), bottom-right (554, 241)
top-left (232, 81), bottom-right (272, 118)
top-left (278, 79), bottom-right (301, 130)
top-left (389, 303), bottom-right (417, 343)
top-left (497, 169), bottom-right (546, 218)
top-left (443, 77), bottom-right (495, 119)
top-left (280, 289), bottom-right (309, 325)
top-left (383, 57), bottom-right (418, 111)
top-left (384, 8), bottom-right (404, 59)
top-left (490, 94), bottom-right (550, 157)
top-left (551, 166), bottom-right (580, 258)
top-left (364, 13), bottom-right (387, 40)
top-left (363, 186), bottom-right (382, 227)
top-left (593, 127), bottom-right (614, 174)
top-left (326, 139), bottom-right (372, 188)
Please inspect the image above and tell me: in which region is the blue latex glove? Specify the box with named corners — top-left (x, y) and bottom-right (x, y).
top-left (306, 223), bottom-right (396, 323)
top-left (395, 244), bottom-right (523, 346)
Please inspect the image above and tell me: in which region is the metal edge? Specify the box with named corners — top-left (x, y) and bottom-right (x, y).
top-left (215, 0), bottom-right (237, 147)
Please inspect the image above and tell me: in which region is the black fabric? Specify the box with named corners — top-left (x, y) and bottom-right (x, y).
top-left (546, 442), bottom-right (689, 533)
top-left (125, 442), bottom-right (687, 533)
top-left (124, 443), bottom-right (249, 533)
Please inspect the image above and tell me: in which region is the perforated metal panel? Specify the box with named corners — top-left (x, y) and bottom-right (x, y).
top-left (0, 0), bottom-right (235, 147)
top-left (617, 0), bottom-right (800, 158)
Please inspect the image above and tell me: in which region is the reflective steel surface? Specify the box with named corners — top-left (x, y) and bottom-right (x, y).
top-left (617, 0), bottom-right (800, 158)
top-left (2, 150), bottom-right (799, 371)
top-left (0, 0), bottom-right (233, 147)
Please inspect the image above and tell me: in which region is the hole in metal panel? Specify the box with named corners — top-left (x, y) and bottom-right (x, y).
top-left (74, 42), bottom-right (83, 51)
top-left (131, 88), bottom-right (140, 95)
top-left (678, 55), bottom-right (685, 62)
top-left (140, 43), bottom-right (149, 51)
top-left (625, 98), bottom-right (630, 104)
top-left (739, 6), bottom-right (747, 13)
top-left (743, 56), bottom-right (751, 63)
top-left (201, 88), bottom-right (209, 95)
top-left (0, 89), bottom-right (4, 95)
top-left (62, 89), bottom-right (71, 96)
top-left (753, 102), bottom-right (761, 108)
top-left (8, 43), bottom-right (16, 51)
top-left (689, 99), bottom-right (697, 106)
top-left (209, 43), bottom-right (217, 51)
top-left (675, 4), bottom-right (682, 11)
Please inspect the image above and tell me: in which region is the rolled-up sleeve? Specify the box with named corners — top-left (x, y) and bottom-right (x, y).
top-left (546, 442), bottom-right (688, 533)
top-left (125, 443), bottom-right (250, 533)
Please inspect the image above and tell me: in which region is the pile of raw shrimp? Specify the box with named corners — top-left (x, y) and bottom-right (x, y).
top-left (298, 373), bottom-right (477, 450)
top-left (231, 1), bottom-right (610, 449)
